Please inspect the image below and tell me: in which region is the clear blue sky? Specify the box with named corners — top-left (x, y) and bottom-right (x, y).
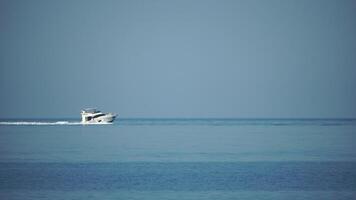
top-left (0, 0), bottom-right (355, 118)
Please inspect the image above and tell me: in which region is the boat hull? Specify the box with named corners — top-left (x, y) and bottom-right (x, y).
top-left (81, 114), bottom-right (117, 124)
top-left (95, 114), bottom-right (116, 123)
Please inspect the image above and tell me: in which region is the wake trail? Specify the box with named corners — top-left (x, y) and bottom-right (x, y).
top-left (0, 121), bottom-right (112, 126)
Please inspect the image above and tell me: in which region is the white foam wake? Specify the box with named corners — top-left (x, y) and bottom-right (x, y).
top-left (0, 121), bottom-right (113, 126)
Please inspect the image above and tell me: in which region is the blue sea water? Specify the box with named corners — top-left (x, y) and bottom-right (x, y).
top-left (0, 118), bottom-right (356, 199)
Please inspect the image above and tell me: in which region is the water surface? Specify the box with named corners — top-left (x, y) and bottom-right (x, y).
top-left (0, 119), bottom-right (355, 199)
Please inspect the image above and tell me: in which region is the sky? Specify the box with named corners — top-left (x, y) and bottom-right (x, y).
top-left (0, 0), bottom-right (355, 118)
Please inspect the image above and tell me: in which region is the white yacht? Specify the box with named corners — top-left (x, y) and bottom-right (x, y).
top-left (81, 108), bottom-right (117, 124)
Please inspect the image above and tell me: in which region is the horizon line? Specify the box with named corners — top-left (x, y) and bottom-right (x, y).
top-left (0, 117), bottom-right (355, 120)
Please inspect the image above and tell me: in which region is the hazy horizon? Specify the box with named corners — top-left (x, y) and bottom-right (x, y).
top-left (1, 0), bottom-right (356, 119)
top-left (1, 116), bottom-right (356, 120)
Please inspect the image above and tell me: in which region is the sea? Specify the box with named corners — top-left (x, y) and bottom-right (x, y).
top-left (0, 118), bottom-right (356, 200)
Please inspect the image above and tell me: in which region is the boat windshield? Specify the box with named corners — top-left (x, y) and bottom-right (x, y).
top-left (93, 114), bottom-right (106, 118)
